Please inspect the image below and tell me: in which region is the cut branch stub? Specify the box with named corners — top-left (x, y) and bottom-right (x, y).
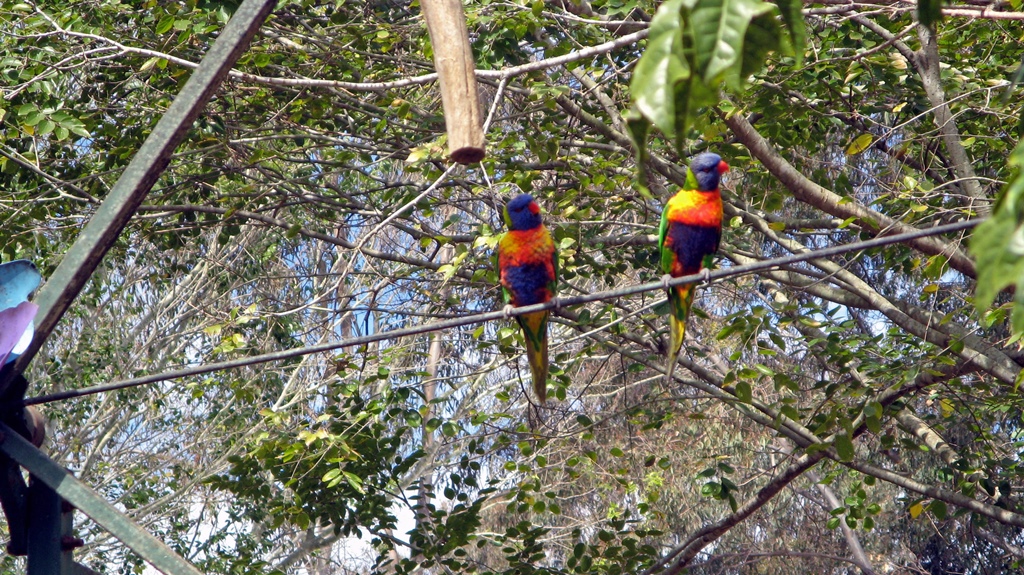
top-left (420, 0), bottom-right (486, 164)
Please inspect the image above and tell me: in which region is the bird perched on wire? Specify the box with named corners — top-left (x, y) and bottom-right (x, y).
top-left (497, 194), bottom-right (558, 402)
top-left (659, 152), bottom-right (729, 382)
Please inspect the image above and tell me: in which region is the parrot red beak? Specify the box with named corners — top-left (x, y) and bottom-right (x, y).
top-left (529, 201), bottom-right (541, 214)
top-left (718, 160), bottom-right (730, 174)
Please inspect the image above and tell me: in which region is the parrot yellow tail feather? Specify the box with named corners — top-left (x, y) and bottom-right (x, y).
top-left (518, 310), bottom-right (550, 402)
top-left (666, 284), bottom-right (693, 384)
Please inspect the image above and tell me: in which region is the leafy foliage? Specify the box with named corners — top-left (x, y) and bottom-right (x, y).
top-left (206, 386), bottom-right (413, 537)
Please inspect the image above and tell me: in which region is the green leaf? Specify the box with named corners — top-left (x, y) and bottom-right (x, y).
top-left (866, 414), bottom-right (881, 434)
top-left (343, 471), bottom-right (365, 494)
top-left (923, 255), bottom-right (948, 279)
top-left (22, 110), bottom-right (43, 127)
top-left (156, 14), bottom-right (175, 34)
top-left (625, 110), bottom-right (655, 201)
top-left (631, 0), bottom-right (777, 150)
top-left (972, 139), bottom-right (1024, 340)
top-left (972, 154), bottom-right (1024, 341)
top-left (61, 116), bottom-right (90, 138)
top-left (735, 380), bottom-right (752, 403)
top-left (917, 0), bottom-right (944, 29)
top-left (697, 467), bottom-right (717, 478)
top-left (834, 432), bottom-right (855, 462)
top-left (631, 0), bottom-right (690, 149)
top-left (972, 211), bottom-right (1024, 309)
top-left (689, 0), bottom-right (775, 87)
top-left (322, 468), bottom-right (342, 486)
top-left (770, 0), bottom-right (806, 65)
top-left (740, 11), bottom-right (782, 81)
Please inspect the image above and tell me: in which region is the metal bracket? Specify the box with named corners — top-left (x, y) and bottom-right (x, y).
top-left (0, 423), bottom-right (204, 575)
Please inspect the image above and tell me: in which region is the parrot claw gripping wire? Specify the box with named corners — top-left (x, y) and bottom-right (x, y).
top-left (700, 268), bottom-right (712, 283)
top-left (661, 274), bottom-right (674, 291)
top-left (502, 304), bottom-right (515, 319)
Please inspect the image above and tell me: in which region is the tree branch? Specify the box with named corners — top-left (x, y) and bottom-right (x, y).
top-left (722, 110), bottom-right (977, 278)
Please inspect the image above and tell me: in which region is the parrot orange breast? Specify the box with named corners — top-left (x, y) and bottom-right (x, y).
top-left (662, 189), bottom-right (722, 277)
top-left (499, 227), bottom-right (556, 306)
top-left (665, 190), bottom-right (722, 228)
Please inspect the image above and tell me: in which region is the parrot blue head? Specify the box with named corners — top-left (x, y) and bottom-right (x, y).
top-left (504, 194), bottom-right (543, 231)
top-left (688, 153), bottom-right (730, 192)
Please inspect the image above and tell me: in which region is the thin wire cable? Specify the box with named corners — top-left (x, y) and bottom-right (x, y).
top-left (24, 218), bottom-right (979, 406)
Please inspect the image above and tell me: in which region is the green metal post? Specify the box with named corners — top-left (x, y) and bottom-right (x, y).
top-left (27, 477), bottom-right (62, 575)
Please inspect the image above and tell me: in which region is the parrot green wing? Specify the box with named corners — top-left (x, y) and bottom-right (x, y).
top-left (495, 232), bottom-right (513, 305)
top-left (549, 234), bottom-right (559, 296)
top-left (658, 199), bottom-right (673, 274)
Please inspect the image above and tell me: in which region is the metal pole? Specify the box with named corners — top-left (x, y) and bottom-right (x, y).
top-left (27, 477), bottom-right (62, 575)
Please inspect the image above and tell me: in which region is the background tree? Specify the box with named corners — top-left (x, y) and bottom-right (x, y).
top-left (1, 0), bottom-right (1023, 574)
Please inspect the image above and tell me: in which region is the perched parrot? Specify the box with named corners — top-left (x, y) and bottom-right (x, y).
top-left (659, 152), bottom-right (729, 381)
top-left (497, 194), bottom-right (558, 402)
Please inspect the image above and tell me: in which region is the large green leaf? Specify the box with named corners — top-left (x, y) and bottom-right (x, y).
top-left (972, 139), bottom-right (1024, 341)
top-left (687, 0), bottom-right (775, 87)
top-left (770, 0), bottom-right (806, 65)
top-left (630, 0), bottom-right (690, 150)
top-left (630, 0), bottom-right (796, 152)
top-left (739, 11), bottom-right (784, 81)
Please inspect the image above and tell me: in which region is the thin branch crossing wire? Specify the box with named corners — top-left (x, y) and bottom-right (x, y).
top-left (25, 218), bottom-right (979, 406)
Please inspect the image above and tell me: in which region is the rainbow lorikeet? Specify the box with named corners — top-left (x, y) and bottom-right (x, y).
top-left (659, 152), bottom-right (729, 381)
top-left (497, 194), bottom-right (558, 402)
